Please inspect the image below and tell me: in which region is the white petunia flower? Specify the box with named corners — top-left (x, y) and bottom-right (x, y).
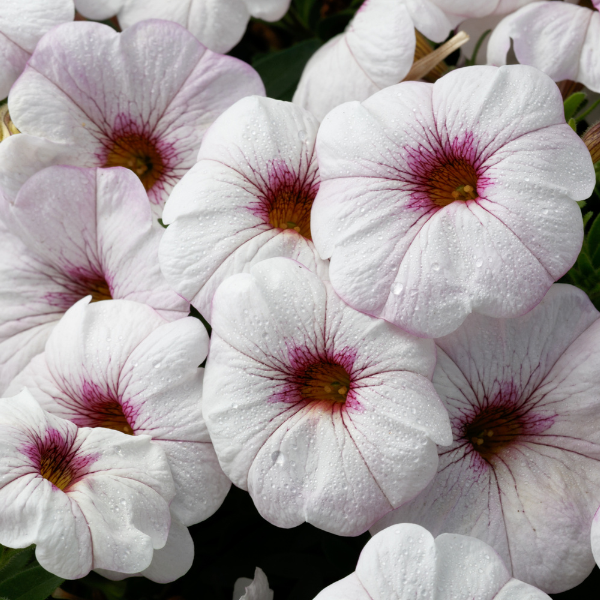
top-left (0, 390), bottom-right (175, 580)
top-left (74, 0), bottom-right (291, 54)
top-left (203, 257), bottom-right (451, 536)
top-left (373, 284), bottom-right (600, 593)
top-left (160, 96), bottom-right (328, 322)
top-left (7, 297), bottom-right (230, 582)
top-left (0, 166), bottom-right (187, 393)
top-left (488, 1), bottom-right (600, 93)
top-left (3, 19), bottom-right (264, 217)
top-left (315, 523), bottom-right (551, 599)
top-left (292, 0), bottom-right (416, 122)
top-left (311, 65), bottom-right (594, 338)
top-left (0, 0), bottom-right (74, 99)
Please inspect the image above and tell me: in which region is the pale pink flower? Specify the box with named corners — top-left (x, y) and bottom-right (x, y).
top-left (160, 96), bottom-right (328, 322)
top-left (0, 390), bottom-right (174, 579)
top-left (7, 297), bottom-right (230, 582)
top-left (4, 19), bottom-right (264, 217)
top-left (315, 523), bottom-right (550, 600)
top-left (74, 0), bottom-right (291, 54)
top-left (312, 65), bottom-right (594, 338)
top-left (373, 284), bottom-right (600, 593)
top-left (488, 1), bottom-right (600, 93)
top-left (292, 0), bottom-right (416, 122)
top-left (203, 257), bottom-right (451, 536)
top-left (0, 166), bottom-right (187, 393)
top-left (0, 0), bottom-right (74, 99)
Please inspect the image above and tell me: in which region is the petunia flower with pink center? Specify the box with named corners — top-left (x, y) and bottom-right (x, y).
top-left (312, 64), bottom-right (595, 339)
top-left (315, 523), bottom-right (550, 599)
top-left (203, 257), bottom-right (451, 536)
top-left (396, 0), bottom-right (536, 46)
top-left (0, 390), bottom-right (175, 580)
top-left (4, 19), bottom-right (264, 217)
top-left (292, 0), bottom-right (416, 122)
top-left (160, 96), bottom-right (328, 322)
top-left (74, 0), bottom-right (291, 54)
top-left (0, 0), bottom-right (74, 99)
top-left (487, 1), bottom-right (600, 93)
top-left (7, 297), bottom-right (230, 582)
top-left (0, 165), bottom-right (188, 394)
top-left (373, 284), bottom-right (600, 593)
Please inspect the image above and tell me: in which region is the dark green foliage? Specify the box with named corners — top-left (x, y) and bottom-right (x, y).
top-left (0, 546), bottom-right (63, 600)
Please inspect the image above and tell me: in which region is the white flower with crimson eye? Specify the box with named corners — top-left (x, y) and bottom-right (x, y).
top-left (74, 0), bottom-right (291, 54)
top-left (292, 0), bottom-right (416, 123)
top-left (7, 297), bottom-right (231, 583)
top-left (0, 390), bottom-right (175, 580)
top-left (202, 257), bottom-right (451, 536)
top-left (0, 0), bottom-right (74, 99)
top-left (311, 64), bottom-right (595, 339)
top-left (160, 96), bottom-right (328, 322)
top-left (1, 19), bottom-right (264, 217)
top-left (315, 523), bottom-right (551, 600)
top-left (373, 284), bottom-right (600, 594)
top-left (488, 1), bottom-right (600, 93)
top-left (0, 165), bottom-right (187, 394)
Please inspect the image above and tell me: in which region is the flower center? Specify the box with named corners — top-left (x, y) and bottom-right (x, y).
top-left (104, 132), bottom-right (165, 192)
top-left (463, 405), bottom-right (524, 461)
top-left (92, 401), bottom-right (134, 435)
top-left (23, 429), bottom-right (96, 491)
top-left (254, 161), bottom-right (319, 241)
top-left (298, 362), bottom-right (351, 404)
top-left (87, 277), bottom-right (112, 303)
top-left (427, 158), bottom-right (479, 207)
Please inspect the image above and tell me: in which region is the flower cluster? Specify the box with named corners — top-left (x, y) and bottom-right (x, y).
top-left (0, 0), bottom-right (599, 598)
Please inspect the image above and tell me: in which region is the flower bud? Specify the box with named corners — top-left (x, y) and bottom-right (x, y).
top-left (583, 122), bottom-right (600, 164)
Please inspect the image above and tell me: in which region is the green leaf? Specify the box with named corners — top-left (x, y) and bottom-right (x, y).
top-left (0, 565), bottom-right (63, 600)
top-left (0, 548), bottom-right (35, 583)
top-left (576, 251), bottom-right (595, 278)
top-left (253, 39), bottom-right (322, 100)
top-left (568, 117), bottom-right (578, 132)
top-left (316, 11), bottom-right (353, 41)
top-left (294, 0), bottom-right (321, 30)
top-left (564, 92), bottom-right (587, 121)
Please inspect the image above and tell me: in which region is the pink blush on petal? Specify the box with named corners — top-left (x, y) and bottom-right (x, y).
top-left (43, 267), bottom-right (113, 310)
top-left (21, 427), bottom-right (98, 491)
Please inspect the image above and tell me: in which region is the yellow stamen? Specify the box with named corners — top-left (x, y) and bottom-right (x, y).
top-left (338, 386), bottom-right (348, 395)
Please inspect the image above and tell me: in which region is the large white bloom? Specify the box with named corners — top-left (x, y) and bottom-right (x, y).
top-left (488, 1), bottom-right (600, 93)
top-left (315, 523), bottom-right (550, 599)
top-left (0, 166), bottom-right (187, 394)
top-left (292, 0), bottom-right (416, 122)
top-left (203, 257), bottom-right (451, 536)
top-left (7, 297), bottom-right (230, 582)
top-left (160, 96), bottom-right (328, 322)
top-left (74, 0), bottom-right (291, 54)
top-left (312, 65), bottom-right (594, 338)
top-left (3, 20), bottom-right (264, 216)
top-left (0, 390), bottom-right (175, 580)
top-left (0, 0), bottom-right (74, 99)
top-left (373, 285), bottom-right (600, 593)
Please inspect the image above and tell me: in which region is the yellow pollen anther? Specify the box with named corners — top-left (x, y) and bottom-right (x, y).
top-left (338, 386), bottom-right (348, 395)
top-left (452, 190), bottom-right (460, 199)
top-left (294, 226), bottom-right (301, 233)
top-left (324, 385), bottom-right (332, 393)
top-left (463, 185), bottom-right (473, 193)
top-left (280, 222), bottom-right (288, 229)
top-left (487, 430), bottom-right (494, 437)
top-left (472, 437), bottom-right (484, 446)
